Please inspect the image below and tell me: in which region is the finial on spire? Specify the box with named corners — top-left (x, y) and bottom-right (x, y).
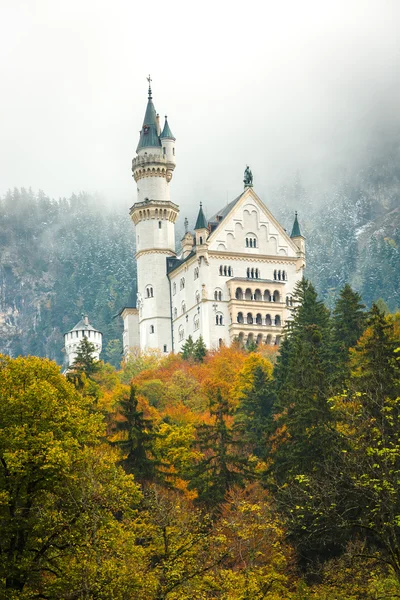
top-left (200, 202), bottom-right (202, 207)
top-left (147, 74), bottom-right (152, 99)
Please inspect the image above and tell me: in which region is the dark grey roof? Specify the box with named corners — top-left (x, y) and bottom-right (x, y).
top-left (208, 192), bottom-right (244, 229)
top-left (290, 212), bottom-right (302, 237)
top-left (166, 251), bottom-right (196, 275)
top-left (65, 316), bottom-right (102, 336)
top-left (136, 97), bottom-right (161, 152)
top-left (194, 203), bottom-right (208, 230)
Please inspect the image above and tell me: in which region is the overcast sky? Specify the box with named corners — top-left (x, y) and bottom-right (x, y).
top-left (1, 0), bottom-right (400, 219)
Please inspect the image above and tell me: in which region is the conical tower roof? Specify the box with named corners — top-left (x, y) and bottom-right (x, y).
top-left (290, 211), bottom-right (302, 237)
top-left (194, 203), bottom-right (208, 230)
top-left (136, 79), bottom-right (161, 152)
top-left (160, 116), bottom-right (175, 140)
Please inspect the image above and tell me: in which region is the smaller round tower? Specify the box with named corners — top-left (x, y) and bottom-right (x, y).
top-left (64, 315), bottom-right (102, 367)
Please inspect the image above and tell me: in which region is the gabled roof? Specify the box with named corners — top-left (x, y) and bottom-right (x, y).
top-left (194, 203), bottom-right (208, 230)
top-left (290, 212), bottom-right (302, 237)
top-left (160, 116), bottom-right (175, 140)
top-left (208, 192), bottom-right (244, 232)
top-left (136, 95), bottom-right (161, 152)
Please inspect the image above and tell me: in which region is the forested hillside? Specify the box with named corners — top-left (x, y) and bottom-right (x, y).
top-left (0, 189), bottom-right (136, 365)
top-left (0, 136), bottom-right (399, 364)
top-left (1, 282), bottom-right (399, 598)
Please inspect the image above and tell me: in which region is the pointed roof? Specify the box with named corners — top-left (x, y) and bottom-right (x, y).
top-left (65, 315), bottom-right (102, 336)
top-left (194, 202), bottom-right (208, 230)
top-left (290, 211), bottom-right (302, 237)
top-left (160, 116), bottom-right (175, 140)
top-left (136, 81), bottom-right (161, 152)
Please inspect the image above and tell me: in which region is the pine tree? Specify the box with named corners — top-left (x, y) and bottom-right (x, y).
top-left (181, 335), bottom-right (195, 361)
top-left (332, 283), bottom-right (366, 386)
top-left (271, 278), bottom-right (336, 482)
top-left (189, 389), bottom-right (248, 508)
top-left (113, 384), bottom-right (158, 482)
top-left (193, 335), bottom-right (207, 362)
top-left (72, 336), bottom-right (100, 377)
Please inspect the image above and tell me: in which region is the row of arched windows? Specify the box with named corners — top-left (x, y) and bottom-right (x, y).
top-left (145, 286), bottom-right (154, 298)
top-left (237, 312), bottom-right (281, 326)
top-left (214, 289), bottom-right (223, 301)
top-left (245, 237), bottom-right (257, 248)
top-left (246, 268), bottom-right (260, 279)
top-left (215, 314), bottom-right (223, 325)
top-left (235, 288), bottom-right (281, 302)
top-left (237, 332), bottom-right (281, 346)
top-left (219, 265), bottom-right (233, 276)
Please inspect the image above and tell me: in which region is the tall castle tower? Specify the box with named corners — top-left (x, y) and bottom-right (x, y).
top-left (128, 78), bottom-right (179, 353)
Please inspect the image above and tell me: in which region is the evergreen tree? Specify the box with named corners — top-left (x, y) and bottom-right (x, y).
top-left (193, 335), bottom-right (207, 362)
top-left (72, 336), bottom-right (100, 377)
top-left (234, 362), bottom-right (274, 459)
top-left (189, 389), bottom-right (249, 508)
top-left (181, 335), bottom-right (195, 361)
top-left (332, 283), bottom-right (366, 385)
top-left (113, 384), bottom-right (158, 482)
top-left (271, 278), bottom-right (336, 482)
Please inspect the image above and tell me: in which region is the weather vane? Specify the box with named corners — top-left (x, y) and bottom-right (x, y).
top-left (147, 74), bottom-right (152, 99)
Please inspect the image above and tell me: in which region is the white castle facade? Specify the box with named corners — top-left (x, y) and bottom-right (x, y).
top-left (121, 82), bottom-right (306, 356)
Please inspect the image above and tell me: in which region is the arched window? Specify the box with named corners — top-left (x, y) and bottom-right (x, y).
top-left (274, 270), bottom-right (277, 280)
top-left (282, 270), bottom-right (286, 281)
top-left (237, 312), bottom-right (244, 324)
top-left (246, 238), bottom-right (249, 247)
top-left (173, 282), bottom-right (176, 295)
top-left (228, 267), bottom-right (232, 276)
top-left (219, 265), bottom-right (223, 275)
top-left (266, 334), bottom-right (272, 345)
top-left (159, 221), bottom-right (162, 229)
top-left (224, 266), bottom-right (227, 276)
top-left (273, 290), bottom-right (280, 303)
top-left (278, 270), bottom-right (281, 281)
top-left (251, 268), bottom-right (254, 278)
top-left (275, 335), bottom-right (281, 346)
top-left (181, 301), bottom-right (186, 314)
top-left (247, 268), bottom-right (250, 278)
top-left (199, 236), bottom-right (203, 245)
top-left (264, 289), bottom-right (271, 302)
top-left (216, 313), bottom-right (223, 326)
top-left (219, 338), bottom-right (223, 348)
top-left (178, 326), bottom-right (184, 342)
top-left (236, 287), bottom-right (243, 300)
top-left (174, 307), bottom-right (177, 319)
top-left (256, 333), bottom-right (263, 345)
top-left (253, 238), bottom-right (257, 247)
top-left (218, 291), bottom-right (222, 301)
top-left (245, 288), bottom-right (252, 301)
top-left (180, 277), bottom-right (185, 290)
top-left (256, 313), bottom-right (262, 325)
top-left (265, 314), bottom-right (272, 326)
top-left (247, 312), bottom-right (253, 324)
top-left (238, 332), bottom-right (245, 344)
top-left (145, 285), bottom-right (154, 298)
top-left (194, 267), bottom-right (199, 279)
top-left (249, 238), bottom-right (253, 248)
top-left (275, 315), bottom-right (281, 326)
top-left (195, 291), bottom-right (200, 304)
top-left (194, 315), bottom-right (200, 331)
top-left (150, 325), bottom-right (155, 334)
top-left (214, 290), bottom-right (218, 300)
top-left (254, 289), bottom-right (262, 301)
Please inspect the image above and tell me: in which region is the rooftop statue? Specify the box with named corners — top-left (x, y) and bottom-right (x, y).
top-left (244, 165), bottom-right (253, 187)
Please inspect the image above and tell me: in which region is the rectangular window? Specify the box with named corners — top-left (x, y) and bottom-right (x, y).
top-left (163, 344), bottom-right (167, 352)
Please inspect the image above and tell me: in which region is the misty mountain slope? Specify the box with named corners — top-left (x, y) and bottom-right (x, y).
top-left (0, 189), bottom-right (136, 365)
top-left (1, 139), bottom-right (399, 365)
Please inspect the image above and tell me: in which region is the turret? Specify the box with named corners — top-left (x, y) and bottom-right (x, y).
top-left (160, 115), bottom-right (176, 167)
top-left (64, 315), bottom-right (102, 368)
top-left (290, 211), bottom-right (305, 258)
top-left (127, 77), bottom-right (179, 353)
top-left (131, 77), bottom-right (176, 203)
top-left (194, 202), bottom-right (208, 246)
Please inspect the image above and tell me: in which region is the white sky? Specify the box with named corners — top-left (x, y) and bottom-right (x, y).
top-left (1, 0), bottom-right (400, 218)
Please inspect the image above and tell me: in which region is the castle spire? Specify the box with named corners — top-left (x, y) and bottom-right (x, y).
top-left (136, 76), bottom-right (161, 152)
top-left (290, 211), bottom-right (302, 238)
top-left (160, 115), bottom-right (175, 140)
top-left (194, 202), bottom-right (208, 230)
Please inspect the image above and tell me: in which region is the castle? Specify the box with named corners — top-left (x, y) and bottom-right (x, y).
top-left (121, 80), bottom-right (305, 356)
